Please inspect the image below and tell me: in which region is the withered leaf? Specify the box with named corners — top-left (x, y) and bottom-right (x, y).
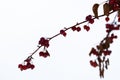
top-left (92, 3), bottom-right (99, 19)
top-left (103, 3), bottom-right (110, 16)
top-left (99, 44), bottom-right (104, 51)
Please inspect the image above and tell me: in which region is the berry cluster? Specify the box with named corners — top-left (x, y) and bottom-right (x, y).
top-left (39, 50), bottom-right (50, 58)
top-left (109, 0), bottom-right (120, 11)
top-left (71, 26), bottom-right (81, 32)
top-left (106, 23), bottom-right (120, 32)
top-left (59, 22), bottom-right (91, 37)
top-left (89, 23), bottom-right (119, 78)
top-left (38, 37), bottom-right (49, 48)
top-left (38, 37), bottom-right (50, 58)
top-left (86, 15), bottom-right (94, 24)
top-left (18, 57), bottom-right (35, 71)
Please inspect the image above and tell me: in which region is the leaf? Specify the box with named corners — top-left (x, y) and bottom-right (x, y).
top-left (103, 3), bottom-right (110, 16)
top-left (92, 3), bottom-right (99, 19)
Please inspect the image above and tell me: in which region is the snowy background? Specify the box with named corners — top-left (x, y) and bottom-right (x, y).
top-left (0, 0), bottom-right (120, 80)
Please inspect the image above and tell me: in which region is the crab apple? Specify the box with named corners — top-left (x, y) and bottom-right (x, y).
top-left (39, 51), bottom-right (44, 57)
top-left (90, 60), bottom-right (98, 68)
top-left (30, 64), bottom-right (35, 69)
top-left (39, 37), bottom-right (45, 45)
top-left (89, 19), bottom-right (94, 24)
top-left (18, 64), bottom-right (23, 68)
top-left (76, 27), bottom-right (81, 32)
top-left (105, 17), bottom-right (110, 22)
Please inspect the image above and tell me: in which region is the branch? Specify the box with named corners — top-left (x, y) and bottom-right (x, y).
top-left (29, 11), bottom-right (115, 58)
top-left (18, 1), bottom-right (120, 78)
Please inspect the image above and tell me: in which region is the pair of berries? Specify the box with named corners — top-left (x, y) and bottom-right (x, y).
top-left (89, 48), bottom-right (99, 56)
top-left (86, 15), bottom-right (94, 24)
top-left (18, 58), bottom-right (35, 71)
top-left (60, 30), bottom-right (67, 37)
top-left (39, 50), bottom-right (50, 58)
top-left (83, 25), bottom-right (90, 31)
top-left (71, 26), bottom-right (81, 32)
top-left (102, 50), bottom-right (112, 56)
top-left (90, 60), bottom-right (98, 67)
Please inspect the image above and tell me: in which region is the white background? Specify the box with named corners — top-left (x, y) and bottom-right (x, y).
top-left (0, 0), bottom-right (120, 80)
